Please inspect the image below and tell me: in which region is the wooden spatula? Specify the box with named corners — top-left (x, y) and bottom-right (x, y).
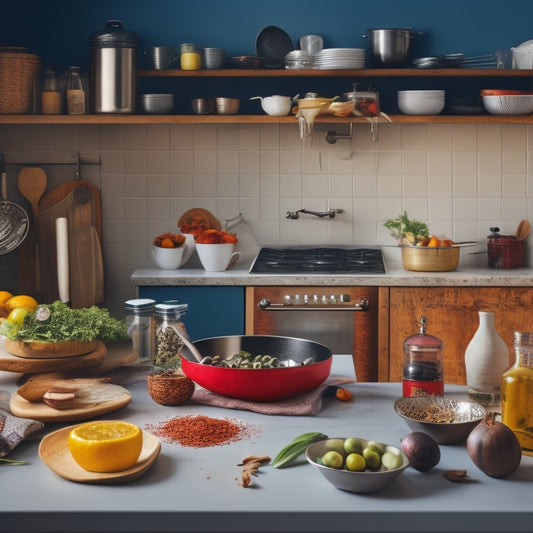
top-left (17, 167), bottom-right (47, 297)
top-left (516, 220), bottom-right (531, 241)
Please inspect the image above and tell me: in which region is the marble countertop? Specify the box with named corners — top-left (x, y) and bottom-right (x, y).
top-left (131, 253), bottom-right (533, 287)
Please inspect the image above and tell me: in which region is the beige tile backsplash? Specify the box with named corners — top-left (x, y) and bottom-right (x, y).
top-left (0, 121), bottom-right (532, 316)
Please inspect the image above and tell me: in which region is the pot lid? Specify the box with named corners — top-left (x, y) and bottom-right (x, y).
top-left (403, 317), bottom-right (443, 349)
top-left (90, 20), bottom-right (139, 49)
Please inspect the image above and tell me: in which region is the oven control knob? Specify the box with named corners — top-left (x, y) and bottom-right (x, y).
top-left (283, 295), bottom-right (291, 305)
top-left (321, 295), bottom-right (327, 304)
top-left (313, 294), bottom-right (319, 303)
top-left (303, 294), bottom-right (309, 304)
top-left (329, 294), bottom-right (337, 304)
top-left (294, 294), bottom-right (300, 304)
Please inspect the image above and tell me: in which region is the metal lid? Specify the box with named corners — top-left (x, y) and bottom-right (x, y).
top-left (155, 302), bottom-right (188, 316)
top-left (403, 317), bottom-right (443, 350)
top-left (125, 298), bottom-right (155, 310)
top-left (90, 20), bottom-right (139, 49)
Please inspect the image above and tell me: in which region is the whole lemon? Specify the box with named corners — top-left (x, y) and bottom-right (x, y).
top-left (68, 421), bottom-right (143, 473)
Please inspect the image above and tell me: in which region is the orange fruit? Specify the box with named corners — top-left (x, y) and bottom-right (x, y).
top-left (427, 237), bottom-right (439, 247)
top-left (0, 291), bottom-right (13, 318)
top-left (68, 421), bottom-right (143, 473)
top-left (5, 295), bottom-right (38, 313)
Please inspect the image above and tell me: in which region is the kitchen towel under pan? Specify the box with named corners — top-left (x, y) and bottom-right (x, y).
top-left (191, 376), bottom-right (354, 416)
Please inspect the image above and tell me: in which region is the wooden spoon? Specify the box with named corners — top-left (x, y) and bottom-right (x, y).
top-left (516, 219), bottom-right (531, 241)
top-left (17, 167), bottom-right (47, 297)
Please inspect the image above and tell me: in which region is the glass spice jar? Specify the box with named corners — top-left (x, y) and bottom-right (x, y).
top-left (402, 316), bottom-right (444, 397)
top-left (124, 298), bottom-right (155, 363)
top-left (154, 302), bottom-right (188, 370)
top-left (501, 331), bottom-right (533, 456)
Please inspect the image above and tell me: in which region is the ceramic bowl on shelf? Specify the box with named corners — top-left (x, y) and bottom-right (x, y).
top-left (394, 396), bottom-right (486, 444)
top-left (397, 90), bottom-right (445, 115)
top-left (141, 94), bottom-right (174, 114)
top-left (151, 234), bottom-right (195, 269)
top-left (482, 95), bottom-right (533, 115)
top-left (306, 437), bottom-right (410, 493)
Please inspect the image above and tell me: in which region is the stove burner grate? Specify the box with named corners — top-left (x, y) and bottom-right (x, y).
top-left (250, 247), bottom-right (386, 274)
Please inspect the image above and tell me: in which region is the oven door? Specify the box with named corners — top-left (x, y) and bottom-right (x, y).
top-left (246, 286), bottom-right (379, 381)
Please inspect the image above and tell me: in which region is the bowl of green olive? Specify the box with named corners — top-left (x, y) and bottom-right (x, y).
top-left (306, 437), bottom-right (409, 493)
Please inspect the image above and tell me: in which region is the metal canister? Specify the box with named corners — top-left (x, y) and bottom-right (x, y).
top-left (90, 20), bottom-right (138, 113)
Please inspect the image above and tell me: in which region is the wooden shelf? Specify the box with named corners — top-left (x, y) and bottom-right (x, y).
top-left (138, 68), bottom-right (533, 78)
top-left (1, 68), bottom-right (531, 125)
top-left (1, 114), bottom-right (533, 125)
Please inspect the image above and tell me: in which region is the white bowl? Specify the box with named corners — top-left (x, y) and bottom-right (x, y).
top-left (151, 234), bottom-right (195, 269)
top-left (306, 437), bottom-right (409, 494)
top-left (141, 94), bottom-right (174, 114)
top-left (398, 90), bottom-right (445, 115)
top-left (482, 95), bottom-right (533, 115)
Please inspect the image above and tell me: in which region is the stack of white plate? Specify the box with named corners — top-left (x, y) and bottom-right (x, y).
top-left (315, 48), bottom-right (365, 69)
top-left (397, 90), bottom-right (445, 115)
top-left (202, 48), bottom-right (226, 69)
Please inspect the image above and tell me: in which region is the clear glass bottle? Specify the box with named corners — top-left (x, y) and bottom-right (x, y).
top-left (41, 66), bottom-right (62, 114)
top-left (501, 331), bottom-right (533, 456)
top-left (154, 302), bottom-right (188, 370)
top-left (403, 316), bottom-right (444, 397)
top-left (124, 298), bottom-right (155, 363)
top-left (65, 66), bottom-right (87, 115)
top-left (487, 226), bottom-right (502, 269)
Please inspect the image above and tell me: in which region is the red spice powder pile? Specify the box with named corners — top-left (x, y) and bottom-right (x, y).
top-left (146, 414), bottom-right (259, 448)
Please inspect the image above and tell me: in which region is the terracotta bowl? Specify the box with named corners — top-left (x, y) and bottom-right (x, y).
top-left (147, 371), bottom-right (195, 406)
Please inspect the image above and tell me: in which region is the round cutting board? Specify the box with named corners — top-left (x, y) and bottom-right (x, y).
top-left (10, 382), bottom-right (132, 422)
top-left (3, 339), bottom-right (98, 359)
top-left (0, 340), bottom-right (106, 373)
top-left (39, 426), bottom-right (160, 484)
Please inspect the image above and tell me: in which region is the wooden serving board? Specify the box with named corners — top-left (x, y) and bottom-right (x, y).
top-left (0, 340), bottom-right (106, 373)
top-left (10, 382), bottom-right (132, 422)
top-left (3, 339), bottom-right (98, 359)
top-left (39, 426), bottom-right (160, 483)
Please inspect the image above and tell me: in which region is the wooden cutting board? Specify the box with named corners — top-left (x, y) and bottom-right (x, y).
top-left (37, 185), bottom-right (103, 306)
top-left (10, 382), bottom-right (131, 422)
top-left (0, 340), bottom-right (106, 373)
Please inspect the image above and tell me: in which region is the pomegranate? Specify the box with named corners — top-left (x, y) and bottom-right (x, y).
top-left (401, 431), bottom-right (441, 472)
top-left (466, 413), bottom-right (521, 478)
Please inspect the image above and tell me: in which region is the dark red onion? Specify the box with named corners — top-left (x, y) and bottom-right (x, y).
top-left (466, 413), bottom-right (521, 478)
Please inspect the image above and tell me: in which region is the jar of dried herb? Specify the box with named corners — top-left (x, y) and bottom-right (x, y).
top-left (153, 302), bottom-right (188, 370)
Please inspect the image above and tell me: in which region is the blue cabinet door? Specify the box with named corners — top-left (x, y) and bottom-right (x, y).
top-left (138, 286), bottom-right (244, 341)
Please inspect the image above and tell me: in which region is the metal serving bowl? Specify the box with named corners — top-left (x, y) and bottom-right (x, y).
top-left (306, 437), bottom-right (409, 493)
top-left (215, 97), bottom-right (240, 115)
top-left (180, 335), bottom-right (332, 401)
top-left (394, 396), bottom-right (486, 444)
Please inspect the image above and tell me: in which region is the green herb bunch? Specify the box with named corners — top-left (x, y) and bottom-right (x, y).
top-left (383, 211), bottom-right (430, 245)
top-left (1, 301), bottom-right (129, 343)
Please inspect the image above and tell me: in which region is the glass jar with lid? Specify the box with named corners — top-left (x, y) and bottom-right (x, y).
top-left (402, 316), bottom-right (444, 397)
top-left (65, 66), bottom-right (87, 115)
top-left (154, 302), bottom-right (188, 370)
top-left (124, 298), bottom-right (155, 363)
top-left (41, 66), bottom-right (63, 114)
top-left (501, 331), bottom-right (533, 456)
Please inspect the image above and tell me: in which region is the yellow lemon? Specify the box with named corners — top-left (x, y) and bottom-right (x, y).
top-left (68, 421), bottom-right (143, 473)
top-left (5, 295), bottom-right (38, 313)
top-left (7, 307), bottom-right (29, 328)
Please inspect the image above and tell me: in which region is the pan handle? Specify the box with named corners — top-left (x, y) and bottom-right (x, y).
top-left (258, 297), bottom-right (368, 311)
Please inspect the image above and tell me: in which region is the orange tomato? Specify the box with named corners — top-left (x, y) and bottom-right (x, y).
top-left (427, 237), bottom-right (439, 247)
top-left (442, 239), bottom-right (454, 247)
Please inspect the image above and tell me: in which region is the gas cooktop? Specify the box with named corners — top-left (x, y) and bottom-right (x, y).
top-left (249, 247), bottom-right (386, 274)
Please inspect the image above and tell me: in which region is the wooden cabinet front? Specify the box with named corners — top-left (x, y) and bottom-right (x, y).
top-left (388, 287), bottom-right (533, 385)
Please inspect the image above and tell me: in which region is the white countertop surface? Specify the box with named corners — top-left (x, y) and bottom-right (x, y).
top-left (131, 256), bottom-right (533, 287)
top-left (1, 355), bottom-right (532, 533)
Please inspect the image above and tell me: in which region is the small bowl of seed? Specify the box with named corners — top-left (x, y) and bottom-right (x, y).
top-left (147, 369), bottom-right (195, 406)
top-left (394, 396), bottom-right (486, 444)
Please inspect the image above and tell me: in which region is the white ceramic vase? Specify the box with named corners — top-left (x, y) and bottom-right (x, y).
top-left (464, 311), bottom-right (509, 399)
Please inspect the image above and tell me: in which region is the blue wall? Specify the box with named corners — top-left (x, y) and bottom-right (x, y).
top-left (1, 0), bottom-right (531, 70)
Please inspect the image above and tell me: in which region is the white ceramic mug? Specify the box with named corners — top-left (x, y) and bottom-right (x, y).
top-left (196, 243), bottom-right (239, 271)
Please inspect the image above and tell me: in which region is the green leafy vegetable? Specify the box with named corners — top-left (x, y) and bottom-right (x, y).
top-left (0, 301), bottom-right (129, 343)
top-left (384, 211), bottom-right (430, 245)
top-left (0, 458), bottom-right (29, 465)
top-left (272, 432), bottom-right (328, 469)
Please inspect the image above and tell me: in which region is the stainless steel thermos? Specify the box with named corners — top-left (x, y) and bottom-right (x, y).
top-left (90, 20), bottom-right (139, 114)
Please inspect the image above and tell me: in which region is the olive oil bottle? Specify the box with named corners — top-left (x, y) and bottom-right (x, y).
top-left (501, 332), bottom-right (533, 456)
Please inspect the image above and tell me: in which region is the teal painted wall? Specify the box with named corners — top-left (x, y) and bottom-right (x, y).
top-left (1, 0), bottom-right (530, 70)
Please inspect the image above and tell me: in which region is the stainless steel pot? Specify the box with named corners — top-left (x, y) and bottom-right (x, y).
top-left (364, 29), bottom-right (423, 68)
top-left (90, 20), bottom-right (138, 113)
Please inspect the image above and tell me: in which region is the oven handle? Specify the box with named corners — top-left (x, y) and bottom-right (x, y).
top-left (258, 298), bottom-right (368, 312)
